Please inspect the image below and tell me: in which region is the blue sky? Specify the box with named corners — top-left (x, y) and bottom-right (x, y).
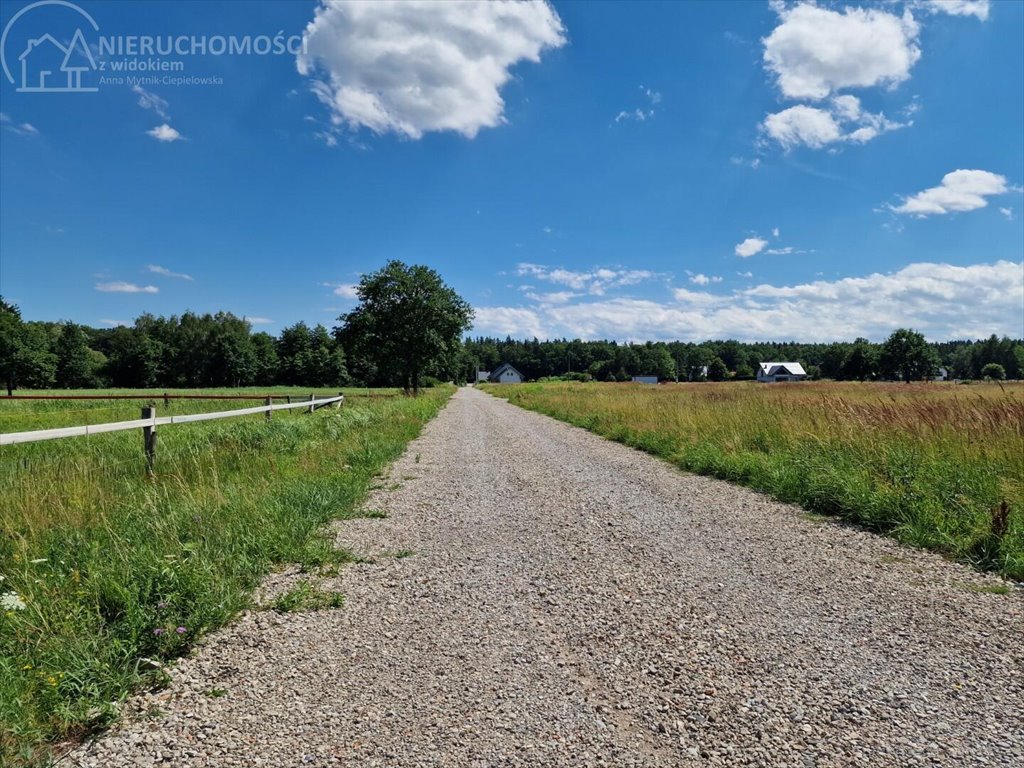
top-left (0, 0), bottom-right (1021, 342)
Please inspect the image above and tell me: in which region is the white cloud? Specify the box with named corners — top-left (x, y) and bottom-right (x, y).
top-left (99, 319), bottom-right (130, 327)
top-left (688, 273), bottom-right (722, 286)
top-left (999, 207), bottom-right (1014, 221)
top-left (763, 3), bottom-right (921, 101)
top-left (915, 1), bottom-right (990, 21)
top-left (1, 113), bottom-right (39, 136)
top-left (297, 0), bottom-right (566, 139)
top-left (890, 169), bottom-right (1009, 216)
top-left (245, 317), bottom-right (274, 325)
top-left (146, 264), bottom-right (193, 281)
top-left (735, 237), bottom-right (768, 258)
top-left (516, 263), bottom-right (656, 295)
top-left (95, 282), bottom-right (158, 294)
top-left (523, 290), bottom-right (578, 304)
top-left (762, 96), bottom-right (907, 150)
top-left (765, 247), bottom-right (794, 255)
top-left (737, 271), bottom-right (753, 278)
top-left (472, 260), bottom-right (1023, 342)
top-left (772, 227), bottom-right (780, 238)
top-left (615, 85), bottom-right (661, 123)
top-left (332, 283), bottom-right (360, 298)
top-left (146, 124), bottom-right (184, 142)
top-left (132, 85), bottom-right (170, 119)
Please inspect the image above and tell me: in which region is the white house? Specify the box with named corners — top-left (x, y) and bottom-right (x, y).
top-left (757, 362), bottom-right (807, 383)
top-left (933, 367), bottom-right (949, 381)
top-left (488, 363), bottom-right (524, 384)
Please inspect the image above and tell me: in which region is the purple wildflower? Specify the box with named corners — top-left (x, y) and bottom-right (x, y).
top-left (152, 628), bottom-right (165, 636)
top-left (156, 601), bottom-right (168, 611)
top-left (175, 626), bottom-right (187, 634)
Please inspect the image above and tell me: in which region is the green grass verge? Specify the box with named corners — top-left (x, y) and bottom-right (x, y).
top-left (0, 387), bottom-right (451, 765)
top-left (483, 381), bottom-right (1023, 581)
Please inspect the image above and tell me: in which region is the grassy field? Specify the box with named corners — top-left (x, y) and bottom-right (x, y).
top-left (0, 386), bottom-right (450, 765)
top-left (483, 381), bottom-right (1023, 581)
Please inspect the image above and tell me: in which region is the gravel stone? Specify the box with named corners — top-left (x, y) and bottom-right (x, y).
top-left (67, 387), bottom-right (1024, 767)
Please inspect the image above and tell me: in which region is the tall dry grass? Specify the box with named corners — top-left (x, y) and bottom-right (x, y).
top-left (489, 381), bottom-right (1023, 580)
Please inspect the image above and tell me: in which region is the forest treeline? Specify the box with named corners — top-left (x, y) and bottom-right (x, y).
top-left (2, 297), bottom-right (1020, 391)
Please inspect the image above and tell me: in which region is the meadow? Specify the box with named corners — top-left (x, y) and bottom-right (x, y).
top-left (484, 381), bottom-right (1023, 581)
top-left (0, 386), bottom-right (450, 765)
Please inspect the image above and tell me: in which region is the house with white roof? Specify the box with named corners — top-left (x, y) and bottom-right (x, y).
top-left (487, 363), bottom-right (524, 384)
top-left (757, 362), bottom-right (807, 383)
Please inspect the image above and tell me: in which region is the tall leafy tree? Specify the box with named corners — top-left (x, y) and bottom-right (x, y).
top-left (0, 297), bottom-right (23, 395)
top-left (54, 322), bottom-right (95, 388)
top-left (880, 328), bottom-right (940, 383)
top-left (338, 261), bottom-right (473, 395)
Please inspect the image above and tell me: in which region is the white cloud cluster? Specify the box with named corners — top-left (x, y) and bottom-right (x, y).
top-left (759, 3), bottom-right (927, 150)
top-left (763, 4), bottom-right (921, 101)
top-left (614, 85), bottom-right (662, 123)
top-left (915, 1), bottom-right (990, 21)
top-left (133, 85), bottom-right (170, 120)
top-left (473, 260), bottom-right (1023, 342)
top-left (146, 124), bottom-right (183, 142)
top-left (516, 263), bottom-right (657, 295)
top-left (735, 237), bottom-right (768, 258)
top-left (688, 273), bottom-right (722, 286)
top-left (762, 95), bottom-right (907, 150)
top-left (95, 281), bottom-right (158, 294)
top-left (297, 0), bottom-right (566, 139)
top-left (146, 264), bottom-right (193, 281)
top-left (0, 112), bottom-right (38, 136)
top-left (890, 169), bottom-right (1009, 216)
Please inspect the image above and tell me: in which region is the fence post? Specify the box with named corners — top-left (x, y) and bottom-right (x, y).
top-left (265, 396), bottom-right (272, 421)
top-left (141, 406), bottom-right (157, 475)
top-left (163, 393), bottom-right (170, 407)
top-left (286, 395), bottom-right (291, 404)
top-left (308, 394), bottom-right (316, 414)
top-left (336, 392), bottom-right (343, 409)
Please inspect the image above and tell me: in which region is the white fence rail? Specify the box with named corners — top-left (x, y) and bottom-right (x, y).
top-left (0, 395), bottom-right (344, 447)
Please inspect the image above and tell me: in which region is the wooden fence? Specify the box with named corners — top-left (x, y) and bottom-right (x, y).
top-left (0, 395), bottom-right (344, 454)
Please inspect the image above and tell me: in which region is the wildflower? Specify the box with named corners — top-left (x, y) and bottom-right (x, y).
top-left (175, 626), bottom-right (187, 634)
top-left (47, 676), bottom-right (58, 687)
top-left (1, 592), bottom-right (26, 611)
top-left (157, 601), bottom-right (168, 611)
top-left (152, 628), bottom-right (165, 636)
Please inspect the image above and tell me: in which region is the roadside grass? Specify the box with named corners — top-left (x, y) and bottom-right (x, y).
top-left (483, 381), bottom-right (1024, 581)
top-left (0, 386), bottom-right (451, 766)
top-left (269, 579), bottom-right (346, 613)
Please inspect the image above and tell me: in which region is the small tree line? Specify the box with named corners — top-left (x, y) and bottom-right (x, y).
top-left (2, 262), bottom-right (1021, 394)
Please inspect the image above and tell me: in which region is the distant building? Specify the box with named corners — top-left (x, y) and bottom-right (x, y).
top-left (933, 367), bottom-right (949, 381)
top-left (757, 362), bottom-right (807, 383)
top-left (632, 376), bottom-right (658, 384)
top-left (476, 370), bottom-right (491, 383)
top-left (488, 363), bottom-right (524, 384)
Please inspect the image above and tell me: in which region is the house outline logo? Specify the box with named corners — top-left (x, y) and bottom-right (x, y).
top-left (1, 1), bottom-right (99, 93)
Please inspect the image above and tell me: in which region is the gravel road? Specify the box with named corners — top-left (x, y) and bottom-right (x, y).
top-left (69, 386), bottom-right (1023, 767)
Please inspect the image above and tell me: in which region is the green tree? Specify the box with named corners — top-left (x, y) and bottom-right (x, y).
top-left (251, 332), bottom-right (279, 386)
top-left (0, 297), bottom-right (23, 394)
top-left (14, 323), bottom-right (58, 389)
top-left (707, 356), bottom-right (728, 381)
top-left (981, 362), bottom-right (1006, 380)
top-left (338, 261), bottom-right (473, 395)
top-left (55, 322), bottom-right (95, 388)
top-left (842, 338), bottom-right (878, 381)
top-left (880, 328), bottom-right (940, 383)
